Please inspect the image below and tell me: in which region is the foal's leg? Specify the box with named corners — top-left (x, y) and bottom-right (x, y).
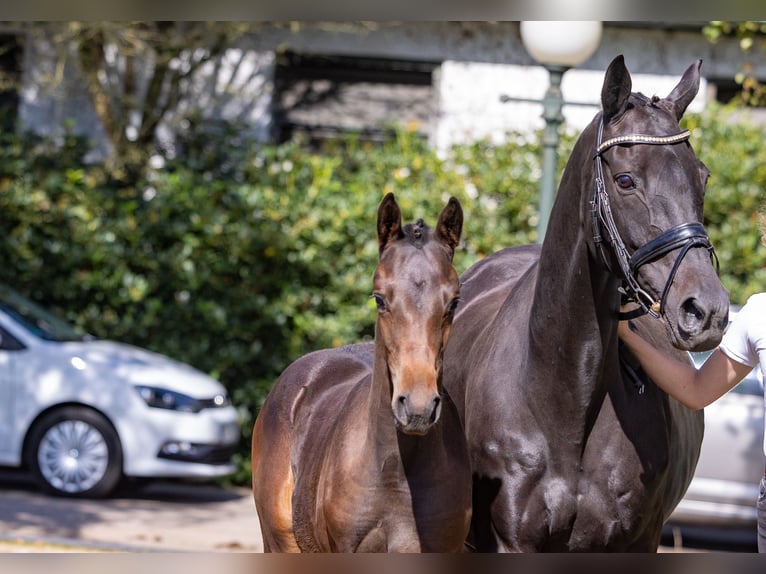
top-left (252, 404), bottom-right (300, 552)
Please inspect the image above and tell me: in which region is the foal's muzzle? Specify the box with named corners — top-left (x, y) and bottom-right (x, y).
top-left (393, 392), bottom-right (442, 436)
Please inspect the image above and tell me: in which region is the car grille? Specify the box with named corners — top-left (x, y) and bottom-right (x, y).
top-left (157, 443), bottom-right (238, 465)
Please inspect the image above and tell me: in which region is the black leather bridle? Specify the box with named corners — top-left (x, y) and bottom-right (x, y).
top-left (590, 115), bottom-right (719, 320)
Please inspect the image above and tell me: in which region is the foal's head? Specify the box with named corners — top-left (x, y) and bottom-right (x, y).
top-left (373, 193), bottom-right (463, 436)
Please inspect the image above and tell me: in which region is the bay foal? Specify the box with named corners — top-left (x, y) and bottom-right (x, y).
top-left (252, 193), bottom-right (471, 552)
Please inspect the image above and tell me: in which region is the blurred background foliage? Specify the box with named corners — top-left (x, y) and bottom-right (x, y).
top-left (703, 21), bottom-right (766, 107)
top-left (0, 103), bottom-right (764, 483)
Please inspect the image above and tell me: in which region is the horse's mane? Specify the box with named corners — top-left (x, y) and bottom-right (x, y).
top-left (631, 92), bottom-right (667, 111)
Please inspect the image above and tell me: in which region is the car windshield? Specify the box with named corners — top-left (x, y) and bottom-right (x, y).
top-left (0, 284), bottom-right (88, 342)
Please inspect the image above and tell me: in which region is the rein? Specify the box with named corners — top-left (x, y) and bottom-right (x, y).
top-left (590, 116), bottom-right (719, 320)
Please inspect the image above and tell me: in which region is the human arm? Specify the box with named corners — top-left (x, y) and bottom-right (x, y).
top-left (617, 320), bottom-right (753, 410)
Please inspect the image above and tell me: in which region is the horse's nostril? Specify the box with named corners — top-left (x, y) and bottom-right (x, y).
top-left (681, 298), bottom-right (705, 324)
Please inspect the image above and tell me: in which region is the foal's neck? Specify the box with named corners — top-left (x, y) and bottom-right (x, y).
top-left (367, 325), bottom-right (400, 442)
top-left (367, 324), bottom-right (436, 462)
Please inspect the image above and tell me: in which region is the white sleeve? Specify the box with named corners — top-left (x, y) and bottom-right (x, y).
top-left (719, 294), bottom-right (765, 368)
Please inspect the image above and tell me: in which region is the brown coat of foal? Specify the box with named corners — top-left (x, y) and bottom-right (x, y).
top-left (251, 193), bottom-right (471, 552)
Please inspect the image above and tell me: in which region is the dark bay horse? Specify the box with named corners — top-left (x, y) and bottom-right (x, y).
top-left (442, 55), bottom-right (730, 551)
top-left (252, 193), bottom-right (471, 552)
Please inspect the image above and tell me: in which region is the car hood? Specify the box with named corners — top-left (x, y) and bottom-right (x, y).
top-left (52, 339), bottom-right (226, 398)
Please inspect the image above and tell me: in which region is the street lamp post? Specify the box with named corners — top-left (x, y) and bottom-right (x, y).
top-left (520, 21), bottom-right (602, 241)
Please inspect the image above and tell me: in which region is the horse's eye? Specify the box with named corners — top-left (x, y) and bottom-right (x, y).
top-left (615, 174), bottom-right (635, 190)
top-left (446, 297), bottom-right (461, 316)
top-left (372, 293), bottom-right (387, 312)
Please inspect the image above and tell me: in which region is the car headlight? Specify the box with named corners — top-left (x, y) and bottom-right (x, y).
top-left (134, 385), bottom-right (217, 413)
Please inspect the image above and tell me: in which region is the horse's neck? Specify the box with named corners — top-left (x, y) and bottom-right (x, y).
top-left (537, 148), bottom-right (618, 329)
top-left (528, 165), bottom-right (621, 408)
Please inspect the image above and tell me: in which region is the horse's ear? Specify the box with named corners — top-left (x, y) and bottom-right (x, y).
top-left (377, 192), bottom-right (404, 254)
top-left (601, 54), bottom-right (632, 123)
top-left (666, 59), bottom-right (702, 121)
top-left (435, 197), bottom-right (463, 257)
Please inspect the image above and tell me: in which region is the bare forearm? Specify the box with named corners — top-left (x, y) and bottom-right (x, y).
top-left (619, 322), bottom-right (704, 409)
top-left (618, 318), bottom-right (752, 410)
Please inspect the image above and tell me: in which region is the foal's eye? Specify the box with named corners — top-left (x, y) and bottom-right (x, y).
top-left (446, 297), bottom-right (461, 316)
top-left (615, 174), bottom-right (635, 190)
top-left (372, 293), bottom-right (387, 312)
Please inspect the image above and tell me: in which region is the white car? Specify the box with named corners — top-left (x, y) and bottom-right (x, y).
top-left (0, 283), bottom-right (240, 498)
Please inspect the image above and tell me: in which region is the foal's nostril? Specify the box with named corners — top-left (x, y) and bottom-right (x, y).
top-left (430, 396), bottom-right (442, 424)
top-left (394, 394), bottom-right (410, 421)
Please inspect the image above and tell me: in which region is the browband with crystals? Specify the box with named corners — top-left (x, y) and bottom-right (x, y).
top-left (595, 130), bottom-right (691, 156)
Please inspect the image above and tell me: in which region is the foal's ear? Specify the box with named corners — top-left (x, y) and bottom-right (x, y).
top-left (377, 192), bottom-right (404, 254)
top-left (435, 197), bottom-right (463, 256)
top-left (666, 59), bottom-right (702, 121)
top-left (601, 54), bottom-right (632, 123)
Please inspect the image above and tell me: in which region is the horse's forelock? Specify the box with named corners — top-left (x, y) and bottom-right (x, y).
top-left (631, 92), bottom-right (681, 116)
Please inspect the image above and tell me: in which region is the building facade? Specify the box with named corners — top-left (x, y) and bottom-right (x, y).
top-left (6, 22), bottom-right (765, 158)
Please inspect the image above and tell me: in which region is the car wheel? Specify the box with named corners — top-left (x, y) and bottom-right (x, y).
top-left (26, 407), bottom-right (123, 498)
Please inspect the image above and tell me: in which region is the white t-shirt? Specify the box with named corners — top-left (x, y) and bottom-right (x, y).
top-left (719, 292), bottom-right (766, 456)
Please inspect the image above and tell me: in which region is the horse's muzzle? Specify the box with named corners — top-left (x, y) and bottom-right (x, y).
top-left (674, 294), bottom-right (729, 352)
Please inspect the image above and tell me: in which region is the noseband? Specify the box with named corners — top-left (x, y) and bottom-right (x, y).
top-left (590, 116), bottom-right (719, 320)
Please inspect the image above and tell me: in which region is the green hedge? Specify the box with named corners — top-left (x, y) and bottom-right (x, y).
top-left (0, 105), bottom-right (763, 484)
top-left (683, 104), bottom-right (766, 303)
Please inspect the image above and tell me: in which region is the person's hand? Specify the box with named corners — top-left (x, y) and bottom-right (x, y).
top-left (617, 319), bottom-right (632, 341)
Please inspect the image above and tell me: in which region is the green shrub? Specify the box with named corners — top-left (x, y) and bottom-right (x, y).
top-left (682, 103), bottom-right (766, 304)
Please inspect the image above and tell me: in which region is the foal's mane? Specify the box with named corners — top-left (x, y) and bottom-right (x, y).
top-left (401, 218), bottom-right (430, 249)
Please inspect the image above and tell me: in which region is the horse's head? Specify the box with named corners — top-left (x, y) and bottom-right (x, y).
top-left (374, 193), bottom-right (463, 435)
top-left (589, 55), bottom-right (729, 351)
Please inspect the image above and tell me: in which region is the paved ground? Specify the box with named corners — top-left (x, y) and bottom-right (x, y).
top-left (0, 473), bottom-right (263, 553)
top-left (0, 470), bottom-right (753, 554)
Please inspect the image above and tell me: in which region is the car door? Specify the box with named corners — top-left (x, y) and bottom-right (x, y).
top-left (0, 324), bottom-right (24, 462)
top-left (694, 368), bottom-right (765, 507)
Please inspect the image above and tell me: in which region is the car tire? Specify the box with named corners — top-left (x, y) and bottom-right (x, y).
top-left (25, 406), bottom-right (123, 498)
